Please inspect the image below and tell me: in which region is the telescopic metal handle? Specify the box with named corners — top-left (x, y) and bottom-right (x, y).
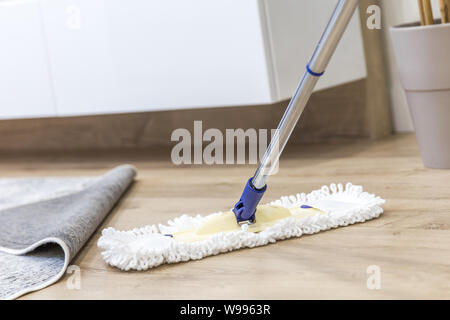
top-left (251, 0), bottom-right (360, 190)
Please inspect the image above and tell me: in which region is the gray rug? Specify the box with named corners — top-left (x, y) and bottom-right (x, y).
top-left (0, 165), bottom-right (136, 299)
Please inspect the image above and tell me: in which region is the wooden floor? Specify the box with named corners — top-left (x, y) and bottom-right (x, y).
top-left (4, 134), bottom-right (450, 299)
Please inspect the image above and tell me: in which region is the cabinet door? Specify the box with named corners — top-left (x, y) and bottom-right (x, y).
top-left (40, 0), bottom-right (120, 116)
top-left (0, 0), bottom-right (56, 119)
top-left (262, 0), bottom-right (367, 100)
top-left (40, 0), bottom-right (272, 116)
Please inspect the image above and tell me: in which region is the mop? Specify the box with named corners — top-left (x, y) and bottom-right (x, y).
top-left (98, 0), bottom-right (386, 271)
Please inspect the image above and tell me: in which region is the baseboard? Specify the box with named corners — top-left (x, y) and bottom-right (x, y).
top-left (0, 79), bottom-right (389, 152)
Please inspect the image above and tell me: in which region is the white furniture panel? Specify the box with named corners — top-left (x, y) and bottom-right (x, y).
top-left (0, 0), bottom-right (56, 119)
top-left (0, 0), bottom-right (367, 119)
top-left (41, 0), bottom-right (273, 116)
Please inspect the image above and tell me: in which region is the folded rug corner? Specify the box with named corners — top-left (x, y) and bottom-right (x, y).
top-left (0, 165), bottom-right (136, 300)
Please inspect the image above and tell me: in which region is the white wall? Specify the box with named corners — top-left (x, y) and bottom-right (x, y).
top-left (380, 0), bottom-right (441, 132)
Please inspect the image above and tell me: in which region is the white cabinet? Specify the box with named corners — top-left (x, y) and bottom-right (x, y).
top-left (41, 0), bottom-right (274, 116)
top-left (0, 0), bottom-right (366, 119)
top-left (40, 0), bottom-right (121, 116)
top-left (262, 0), bottom-right (367, 99)
top-left (0, 0), bottom-right (56, 119)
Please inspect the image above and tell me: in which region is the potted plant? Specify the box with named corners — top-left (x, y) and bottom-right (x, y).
top-left (390, 0), bottom-right (450, 168)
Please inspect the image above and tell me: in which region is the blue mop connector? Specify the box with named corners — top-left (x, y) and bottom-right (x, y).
top-left (233, 178), bottom-right (267, 223)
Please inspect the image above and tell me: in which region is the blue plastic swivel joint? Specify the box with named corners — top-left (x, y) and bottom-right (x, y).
top-left (233, 178), bottom-right (267, 223)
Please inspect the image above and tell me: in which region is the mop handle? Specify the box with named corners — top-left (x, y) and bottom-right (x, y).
top-left (252, 0), bottom-right (360, 190)
top-left (233, 0), bottom-right (360, 223)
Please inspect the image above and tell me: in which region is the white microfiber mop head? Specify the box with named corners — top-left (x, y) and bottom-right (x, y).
top-left (98, 183), bottom-right (385, 271)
